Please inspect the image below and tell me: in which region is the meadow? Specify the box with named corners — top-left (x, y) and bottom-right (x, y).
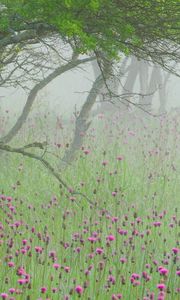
top-left (0, 110), bottom-right (179, 300)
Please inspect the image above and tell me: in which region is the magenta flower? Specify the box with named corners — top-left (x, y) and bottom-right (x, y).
top-left (8, 261), bottom-right (15, 268)
top-left (75, 285), bottom-right (83, 295)
top-left (18, 278), bottom-right (27, 285)
top-left (172, 247), bottom-right (179, 254)
top-left (108, 275), bottom-right (116, 284)
top-left (118, 229), bottom-right (128, 235)
top-left (157, 291), bottom-right (166, 300)
top-left (9, 288), bottom-right (15, 294)
top-left (6, 196), bottom-right (12, 201)
top-left (112, 295), bottom-right (118, 300)
top-left (20, 248), bottom-right (27, 254)
top-left (35, 246), bottom-right (43, 253)
top-left (153, 221), bottom-right (162, 227)
top-left (120, 257), bottom-right (127, 264)
top-left (53, 263), bottom-right (60, 270)
top-left (157, 284), bottom-right (166, 291)
top-left (133, 280), bottom-right (141, 286)
top-left (96, 248), bottom-right (104, 255)
top-left (49, 250), bottom-right (56, 258)
top-left (159, 267), bottom-right (169, 276)
top-left (17, 267), bottom-right (26, 276)
top-left (1, 294), bottom-right (8, 299)
top-left (88, 237), bottom-right (97, 243)
top-left (64, 266), bottom-right (70, 273)
top-left (131, 273), bottom-right (141, 280)
top-left (75, 247), bottom-right (81, 253)
top-left (40, 287), bottom-right (47, 294)
top-left (106, 235), bottom-right (115, 241)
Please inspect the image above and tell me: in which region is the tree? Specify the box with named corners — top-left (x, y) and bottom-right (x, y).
top-left (0, 0), bottom-right (180, 169)
top-left (0, 43), bottom-right (95, 144)
top-left (0, 0), bottom-right (179, 67)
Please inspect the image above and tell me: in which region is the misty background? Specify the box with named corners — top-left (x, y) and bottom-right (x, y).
top-left (0, 58), bottom-right (179, 120)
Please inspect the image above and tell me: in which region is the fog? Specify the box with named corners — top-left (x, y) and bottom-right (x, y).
top-left (0, 59), bottom-right (180, 119)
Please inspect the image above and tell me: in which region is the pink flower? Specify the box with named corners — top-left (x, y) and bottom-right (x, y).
top-left (117, 155), bottom-right (124, 161)
top-left (53, 263), bottom-right (60, 270)
top-left (40, 287), bottom-right (47, 294)
top-left (35, 246), bottom-right (43, 253)
top-left (96, 248), bottom-right (104, 255)
top-left (157, 284), bottom-right (166, 291)
top-left (159, 267), bottom-right (169, 276)
top-left (118, 229), bottom-right (128, 235)
top-left (102, 160), bottom-right (108, 166)
top-left (83, 149), bottom-right (91, 155)
top-left (17, 267), bottom-right (26, 276)
top-left (153, 221), bottom-right (162, 227)
top-left (112, 217), bottom-right (118, 223)
top-left (8, 261), bottom-right (15, 268)
top-left (107, 235), bottom-right (115, 241)
top-left (133, 280), bottom-right (141, 286)
top-left (18, 278), bottom-right (27, 285)
top-left (1, 294), bottom-right (8, 299)
top-left (75, 285), bottom-right (83, 295)
top-left (9, 288), bottom-right (15, 294)
top-left (108, 275), bottom-right (116, 284)
top-left (20, 248), bottom-right (27, 254)
top-left (25, 273), bottom-right (30, 283)
top-left (49, 250), bottom-right (56, 258)
top-left (88, 237), bottom-right (97, 243)
top-left (64, 266), bottom-right (70, 273)
top-left (120, 257), bottom-right (127, 264)
top-left (75, 247), bottom-right (81, 253)
top-left (112, 192), bottom-right (117, 197)
top-left (176, 270), bottom-right (180, 276)
top-left (131, 273), bottom-right (141, 280)
top-left (172, 247), bottom-right (179, 254)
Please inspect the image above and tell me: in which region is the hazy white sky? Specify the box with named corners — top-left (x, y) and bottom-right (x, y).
top-left (0, 59), bottom-right (179, 118)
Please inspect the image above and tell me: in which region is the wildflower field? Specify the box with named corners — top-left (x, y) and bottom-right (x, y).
top-left (0, 112), bottom-right (179, 300)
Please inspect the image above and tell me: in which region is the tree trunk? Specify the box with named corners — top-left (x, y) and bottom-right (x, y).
top-left (139, 60), bottom-right (149, 109)
top-left (62, 60), bottom-right (111, 166)
top-left (143, 64), bottom-right (160, 112)
top-left (0, 56), bottom-right (94, 144)
top-left (158, 70), bottom-right (171, 114)
top-left (91, 57), bottom-right (129, 116)
top-left (120, 56), bottom-right (139, 110)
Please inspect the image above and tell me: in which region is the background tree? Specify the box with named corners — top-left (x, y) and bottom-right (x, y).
top-left (0, 0), bottom-right (180, 167)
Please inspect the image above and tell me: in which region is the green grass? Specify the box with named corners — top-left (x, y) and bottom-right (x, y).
top-left (0, 113), bottom-right (179, 299)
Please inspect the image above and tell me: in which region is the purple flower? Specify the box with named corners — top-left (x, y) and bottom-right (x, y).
top-left (157, 284), bottom-right (166, 291)
top-left (75, 285), bottom-right (83, 295)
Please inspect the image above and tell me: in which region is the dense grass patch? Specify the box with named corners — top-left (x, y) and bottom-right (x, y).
top-left (0, 112), bottom-right (179, 299)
